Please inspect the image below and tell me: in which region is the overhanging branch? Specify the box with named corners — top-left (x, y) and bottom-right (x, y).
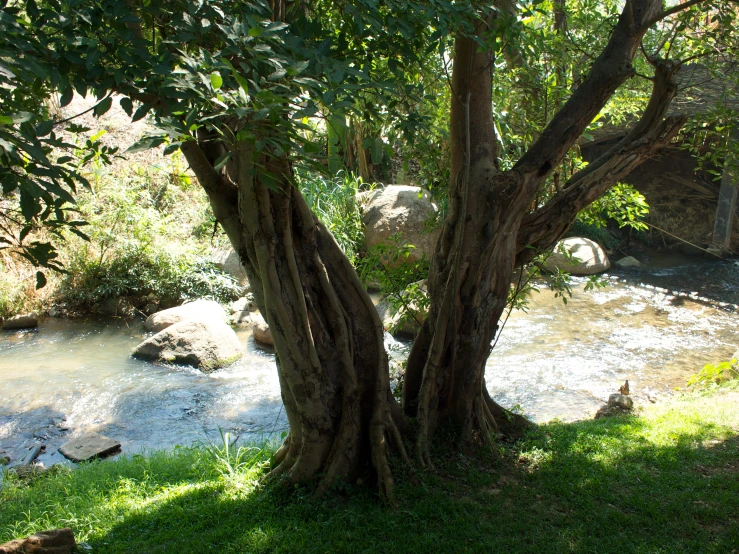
top-left (514, 59), bottom-right (686, 266)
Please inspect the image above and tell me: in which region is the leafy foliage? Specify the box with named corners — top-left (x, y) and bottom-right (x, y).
top-left (688, 358), bottom-right (739, 388)
top-left (59, 248), bottom-right (241, 310)
top-left (297, 171), bottom-right (368, 263)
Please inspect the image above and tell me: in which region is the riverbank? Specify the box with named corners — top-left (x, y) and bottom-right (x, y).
top-left (2, 384), bottom-right (737, 553)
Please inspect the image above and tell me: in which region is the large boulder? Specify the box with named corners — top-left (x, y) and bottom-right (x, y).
top-left (543, 237), bottom-right (611, 275)
top-left (144, 299), bottom-right (227, 333)
top-left (133, 319), bottom-right (242, 371)
top-left (361, 185), bottom-right (440, 266)
top-left (213, 249), bottom-right (250, 288)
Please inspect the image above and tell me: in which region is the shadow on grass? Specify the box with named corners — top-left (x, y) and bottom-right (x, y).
top-left (3, 412), bottom-right (738, 553)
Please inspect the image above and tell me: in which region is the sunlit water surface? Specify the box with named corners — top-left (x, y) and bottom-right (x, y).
top-left (1, 255), bottom-right (737, 467)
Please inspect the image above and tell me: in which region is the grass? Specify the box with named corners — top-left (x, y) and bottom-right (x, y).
top-left (1, 387), bottom-right (738, 553)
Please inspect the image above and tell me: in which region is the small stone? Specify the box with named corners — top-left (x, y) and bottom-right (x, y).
top-left (615, 256), bottom-right (642, 268)
top-left (607, 393), bottom-right (634, 411)
top-left (59, 433), bottom-right (121, 463)
top-left (2, 312), bottom-right (39, 330)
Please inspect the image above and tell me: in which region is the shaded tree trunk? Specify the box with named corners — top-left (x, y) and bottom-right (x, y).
top-left (181, 140), bottom-right (408, 500)
top-left (403, 0), bottom-right (686, 464)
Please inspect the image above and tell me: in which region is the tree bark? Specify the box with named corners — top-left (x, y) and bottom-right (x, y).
top-left (403, 0), bottom-right (682, 462)
top-left (181, 139), bottom-right (408, 500)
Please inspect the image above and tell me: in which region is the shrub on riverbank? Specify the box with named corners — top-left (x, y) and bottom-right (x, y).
top-left (2, 386), bottom-right (737, 553)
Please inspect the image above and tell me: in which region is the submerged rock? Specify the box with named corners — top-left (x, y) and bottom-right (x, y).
top-left (133, 319), bottom-right (243, 370)
top-left (0, 528), bottom-right (76, 554)
top-left (144, 299), bottom-right (227, 333)
top-left (615, 256), bottom-right (643, 268)
top-left (361, 185), bottom-right (440, 267)
top-left (2, 312), bottom-right (39, 330)
top-left (59, 433), bottom-right (121, 463)
top-left (544, 237), bottom-right (611, 275)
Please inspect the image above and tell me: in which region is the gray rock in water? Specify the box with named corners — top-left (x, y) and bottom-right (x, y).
top-left (2, 312), bottom-right (39, 330)
top-left (543, 237), bottom-right (610, 275)
top-left (144, 299), bottom-right (227, 333)
top-left (361, 185), bottom-right (440, 267)
top-left (607, 393), bottom-right (634, 411)
top-left (59, 433), bottom-right (121, 463)
top-left (133, 319), bottom-right (243, 371)
top-left (245, 312), bottom-right (274, 346)
top-left (230, 296), bottom-right (257, 326)
top-left (615, 256), bottom-right (643, 268)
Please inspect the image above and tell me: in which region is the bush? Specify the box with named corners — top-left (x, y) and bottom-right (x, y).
top-left (58, 247), bottom-right (242, 311)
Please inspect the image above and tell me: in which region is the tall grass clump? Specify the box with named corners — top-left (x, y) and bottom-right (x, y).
top-left (297, 171), bottom-right (369, 263)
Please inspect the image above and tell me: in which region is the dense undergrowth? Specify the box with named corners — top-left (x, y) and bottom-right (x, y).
top-left (1, 385), bottom-right (737, 553)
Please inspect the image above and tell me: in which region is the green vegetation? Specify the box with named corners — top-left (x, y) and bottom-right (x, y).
top-left (2, 387), bottom-right (737, 553)
top-left (296, 171), bottom-right (368, 264)
top-left (688, 358), bottom-right (739, 388)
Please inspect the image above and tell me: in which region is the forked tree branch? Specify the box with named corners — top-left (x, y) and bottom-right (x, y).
top-left (513, 0), bottom-right (664, 194)
top-left (514, 59), bottom-right (686, 266)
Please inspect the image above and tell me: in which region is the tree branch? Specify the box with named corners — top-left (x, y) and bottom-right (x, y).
top-left (513, 0), bottom-right (664, 193)
top-left (514, 59), bottom-right (686, 266)
top-left (639, 0), bottom-right (709, 32)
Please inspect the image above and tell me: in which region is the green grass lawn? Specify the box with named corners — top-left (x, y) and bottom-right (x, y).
top-left (2, 386), bottom-right (738, 553)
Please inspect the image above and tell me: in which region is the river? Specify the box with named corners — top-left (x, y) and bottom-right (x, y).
top-left (1, 253), bottom-right (737, 468)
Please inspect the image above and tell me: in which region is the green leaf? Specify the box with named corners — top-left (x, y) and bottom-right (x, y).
top-left (210, 72), bottom-right (223, 90)
top-left (0, 115), bottom-right (13, 125)
top-left (35, 120), bottom-right (54, 137)
top-left (94, 97), bottom-right (113, 116)
top-left (120, 97), bottom-right (133, 116)
top-left (36, 271), bottom-right (47, 289)
top-left (131, 104), bottom-right (151, 122)
top-left (213, 151), bottom-right (231, 171)
top-left (59, 87), bottom-right (74, 108)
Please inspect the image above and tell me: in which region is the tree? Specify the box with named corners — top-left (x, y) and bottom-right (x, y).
top-left (1, 0), bottom-right (736, 500)
top-left (403, 0), bottom-right (738, 465)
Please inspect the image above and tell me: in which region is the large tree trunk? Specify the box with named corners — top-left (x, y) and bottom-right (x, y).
top-left (181, 140), bottom-right (408, 500)
top-left (403, 0), bottom-right (685, 464)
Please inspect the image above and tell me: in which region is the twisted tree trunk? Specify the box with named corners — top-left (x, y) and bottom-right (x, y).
top-left (403, 0), bottom-right (685, 464)
top-left (181, 140), bottom-right (408, 500)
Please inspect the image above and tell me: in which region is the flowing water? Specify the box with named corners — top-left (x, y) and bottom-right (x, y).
top-left (1, 254), bottom-right (737, 468)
